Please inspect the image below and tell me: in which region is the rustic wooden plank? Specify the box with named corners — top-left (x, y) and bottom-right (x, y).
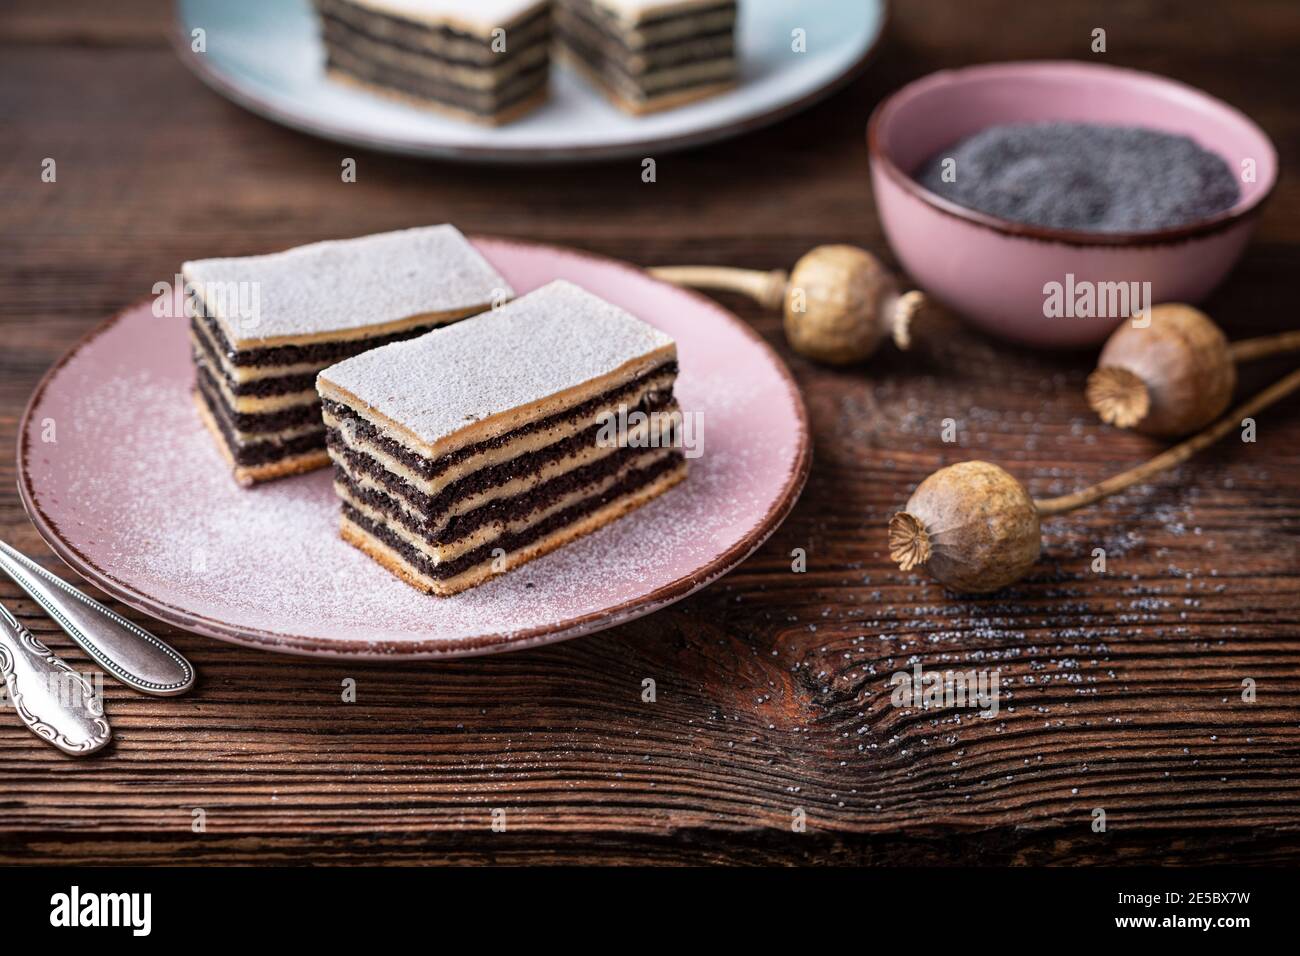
top-left (0, 0), bottom-right (1298, 864)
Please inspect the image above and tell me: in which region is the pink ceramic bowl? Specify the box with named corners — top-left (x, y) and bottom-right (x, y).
top-left (867, 61), bottom-right (1277, 348)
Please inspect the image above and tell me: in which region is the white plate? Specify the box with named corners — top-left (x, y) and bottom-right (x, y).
top-left (173, 0), bottom-right (887, 163)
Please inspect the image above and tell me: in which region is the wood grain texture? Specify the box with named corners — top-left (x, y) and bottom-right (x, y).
top-left (1, 0), bottom-right (1298, 865)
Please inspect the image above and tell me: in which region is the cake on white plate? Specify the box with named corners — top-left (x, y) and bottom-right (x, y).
top-left (313, 0), bottom-right (553, 124)
top-left (554, 0), bottom-right (738, 114)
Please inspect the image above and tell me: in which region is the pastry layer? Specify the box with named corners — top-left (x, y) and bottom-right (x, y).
top-left (316, 0), bottom-right (551, 121)
top-left (195, 375), bottom-right (326, 465)
top-left (339, 454), bottom-right (686, 594)
top-left (194, 391), bottom-right (330, 487)
top-left (322, 18), bottom-right (548, 92)
top-left (557, 44), bottom-right (734, 113)
top-left (338, 443), bottom-right (678, 563)
top-left (195, 360), bottom-right (321, 432)
top-left (326, 69), bottom-right (550, 126)
top-left (319, 0), bottom-right (550, 59)
top-left (328, 397), bottom-right (681, 537)
top-left (556, 19), bottom-right (733, 88)
top-left (191, 338), bottom-right (321, 416)
top-left (324, 47), bottom-right (548, 119)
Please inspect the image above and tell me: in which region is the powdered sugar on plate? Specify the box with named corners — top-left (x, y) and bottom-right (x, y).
top-left (21, 239), bottom-right (807, 657)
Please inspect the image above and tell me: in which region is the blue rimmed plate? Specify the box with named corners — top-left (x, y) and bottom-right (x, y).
top-left (173, 0), bottom-right (887, 163)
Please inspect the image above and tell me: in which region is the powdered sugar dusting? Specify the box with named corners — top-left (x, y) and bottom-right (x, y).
top-left (354, 0), bottom-right (547, 32)
top-left (182, 224), bottom-right (511, 345)
top-left (321, 279), bottom-right (675, 447)
top-left (24, 242), bottom-right (802, 656)
top-left (588, 0), bottom-right (713, 22)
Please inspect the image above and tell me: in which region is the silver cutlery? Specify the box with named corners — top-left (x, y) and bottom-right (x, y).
top-left (0, 540), bottom-right (194, 697)
top-left (0, 600), bottom-right (111, 756)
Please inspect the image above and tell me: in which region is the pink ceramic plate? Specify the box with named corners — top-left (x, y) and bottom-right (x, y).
top-left (17, 238), bottom-right (810, 659)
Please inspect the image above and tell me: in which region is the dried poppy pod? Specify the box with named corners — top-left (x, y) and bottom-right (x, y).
top-left (1087, 304), bottom-right (1300, 437)
top-left (893, 366), bottom-right (1300, 594)
top-left (889, 461), bottom-right (1041, 593)
top-left (649, 244), bottom-right (928, 365)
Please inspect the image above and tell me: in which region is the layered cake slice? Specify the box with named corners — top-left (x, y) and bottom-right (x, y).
top-left (318, 280), bottom-right (687, 595)
top-left (555, 0), bottom-right (736, 114)
top-left (314, 0), bottom-right (552, 124)
top-left (187, 224), bottom-right (510, 486)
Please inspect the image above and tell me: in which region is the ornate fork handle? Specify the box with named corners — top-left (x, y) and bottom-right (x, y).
top-left (0, 602), bottom-right (111, 756)
top-left (0, 541), bottom-right (194, 696)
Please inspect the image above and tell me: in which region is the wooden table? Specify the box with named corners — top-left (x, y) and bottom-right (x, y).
top-left (2, 0), bottom-right (1297, 866)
